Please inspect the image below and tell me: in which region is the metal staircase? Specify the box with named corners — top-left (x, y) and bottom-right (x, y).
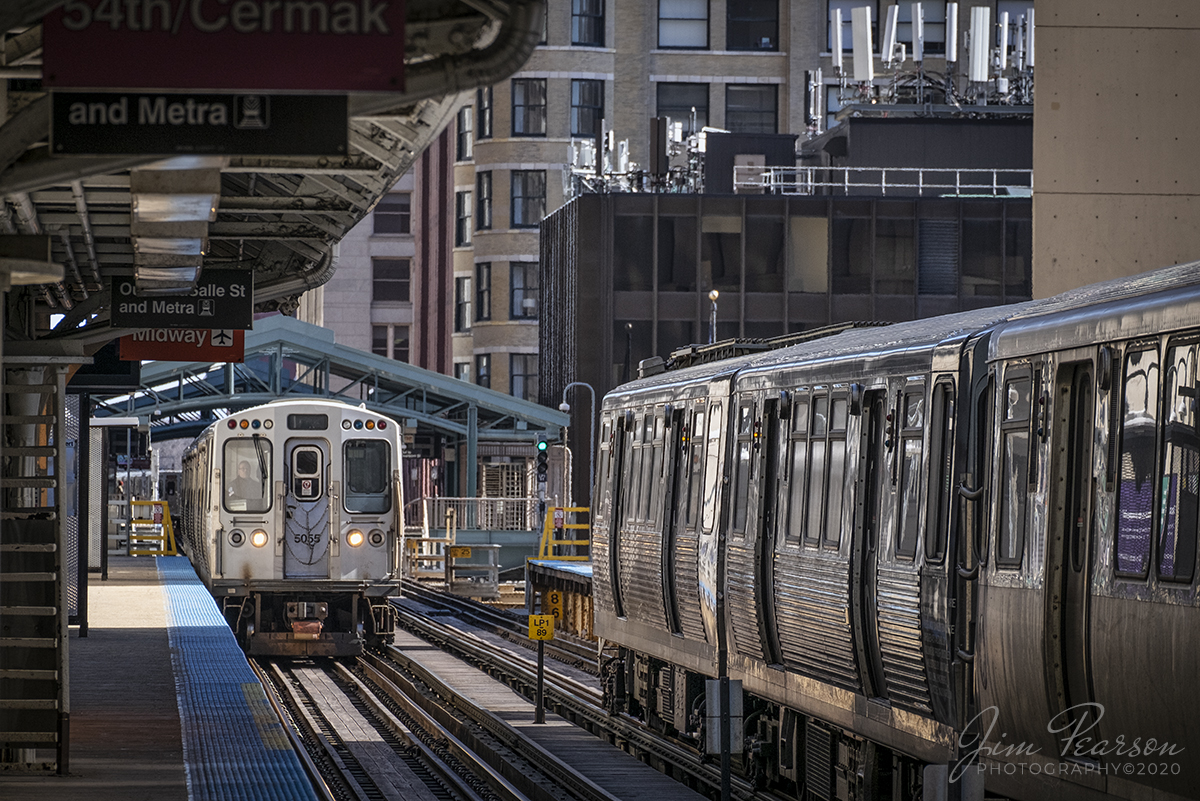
top-left (1, 357), bottom-right (70, 771)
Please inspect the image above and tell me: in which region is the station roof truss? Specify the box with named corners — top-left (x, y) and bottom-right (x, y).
top-left (0, 0), bottom-right (544, 350)
top-left (91, 314), bottom-right (568, 444)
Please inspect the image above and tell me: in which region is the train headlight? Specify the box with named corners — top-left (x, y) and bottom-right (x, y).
top-left (347, 529), bottom-right (365, 547)
top-left (229, 529), bottom-right (245, 546)
top-left (342, 420), bottom-right (352, 430)
top-left (263, 419), bottom-right (273, 429)
top-left (251, 529), bottom-right (269, 548)
top-left (368, 529), bottom-right (385, 547)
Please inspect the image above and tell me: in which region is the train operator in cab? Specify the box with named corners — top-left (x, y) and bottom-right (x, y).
top-left (228, 460), bottom-right (263, 503)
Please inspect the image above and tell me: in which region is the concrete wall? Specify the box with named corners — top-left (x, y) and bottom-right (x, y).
top-left (1033, 2), bottom-right (1200, 297)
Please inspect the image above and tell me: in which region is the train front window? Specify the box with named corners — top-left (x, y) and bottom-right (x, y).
top-left (998, 374), bottom-right (1031, 567)
top-left (223, 438), bottom-right (272, 513)
top-left (291, 446), bottom-right (324, 501)
top-left (344, 440), bottom-right (391, 514)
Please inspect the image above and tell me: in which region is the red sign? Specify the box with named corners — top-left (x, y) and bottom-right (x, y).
top-left (120, 328), bottom-right (245, 362)
top-left (43, 0), bottom-right (405, 92)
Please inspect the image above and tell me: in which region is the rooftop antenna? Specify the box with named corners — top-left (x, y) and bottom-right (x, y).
top-left (968, 4), bottom-right (990, 96)
top-left (911, 2), bottom-right (924, 64)
top-left (851, 5), bottom-right (875, 84)
top-left (998, 11), bottom-right (1010, 72)
top-left (1026, 7), bottom-right (1035, 68)
top-left (946, 2), bottom-right (958, 63)
top-left (882, 4), bottom-right (900, 66)
top-left (833, 8), bottom-right (844, 78)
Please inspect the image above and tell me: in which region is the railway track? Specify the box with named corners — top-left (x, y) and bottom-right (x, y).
top-left (388, 590), bottom-right (782, 801)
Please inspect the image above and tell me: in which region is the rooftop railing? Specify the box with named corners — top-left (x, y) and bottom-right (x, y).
top-left (404, 496), bottom-right (541, 534)
top-left (733, 165), bottom-right (1033, 197)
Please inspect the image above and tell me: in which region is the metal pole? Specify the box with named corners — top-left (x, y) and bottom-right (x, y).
top-left (708, 289), bottom-right (719, 344)
top-left (535, 638), bottom-right (546, 724)
top-left (559, 382), bottom-right (596, 502)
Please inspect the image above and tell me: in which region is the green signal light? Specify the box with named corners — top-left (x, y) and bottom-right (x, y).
top-left (536, 439), bottom-right (549, 451)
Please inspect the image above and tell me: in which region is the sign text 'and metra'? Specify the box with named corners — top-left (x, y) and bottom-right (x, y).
top-left (110, 270), bottom-right (253, 329)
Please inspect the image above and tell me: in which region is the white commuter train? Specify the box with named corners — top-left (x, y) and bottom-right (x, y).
top-left (179, 398), bottom-right (401, 656)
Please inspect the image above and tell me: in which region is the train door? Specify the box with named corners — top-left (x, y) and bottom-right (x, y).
top-left (284, 439), bottom-right (332, 579)
top-left (851, 390), bottom-right (888, 700)
top-left (1046, 361), bottom-right (1096, 728)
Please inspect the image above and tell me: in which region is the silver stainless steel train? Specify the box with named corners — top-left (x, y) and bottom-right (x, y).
top-left (179, 399), bottom-right (401, 657)
top-left (592, 263), bottom-right (1200, 801)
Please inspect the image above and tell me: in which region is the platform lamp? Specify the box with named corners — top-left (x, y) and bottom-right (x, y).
top-left (708, 289), bottom-right (719, 344)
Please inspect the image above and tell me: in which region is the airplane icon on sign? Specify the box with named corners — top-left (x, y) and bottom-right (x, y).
top-left (211, 329), bottom-right (234, 346)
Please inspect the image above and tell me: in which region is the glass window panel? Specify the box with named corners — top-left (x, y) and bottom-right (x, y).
top-left (223, 438), bottom-right (271, 513)
top-left (897, 435), bottom-right (922, 557)
top-left (789, 440), bottom-right (808, 541)
top-left (998, 429), bottom-right (1029, 565)
top-left (687, 411), bottom-right (705, 527)
top-left (1117, 350), bottom-right (1159, 576)
top-left (657, 83), bottom-right (708, 134)
top-left (372, 258), bottom-right (410, 302)
top-left (812, 396), bottom-right (829, 437)
top-left (475, 262), bottom-right (491, 321)
top-left (745, 215), bottom-right (784, 292)
top-left (725, 84), bottom-right (777, 134)
top-left (657, 216), bottom-right (698, 292)
top-left (925, 382), bottom-right (954, 562)
top-left (572, 0), bottom-right (605, 46)
top-left (512, 78), bottom-right (547, 136)
top-left (831, 217), bottom-right (872, 294)
top-left (476, 171), bottom-right (492, 230)
top-left (702, 404), bottom-right (723, 531)
top-left (659, 0), bottom-right (708, 48)
top-left (571, 79), bottom-right (605, 137)
top-left (727, 0), bottom-right (778, 51)
top-left (875, 218), bottom-right (915, 295)
top-left (831, 398), bottom-right (848, 431)
top-left (1159, 345), bottom-right (1198, 582)
top-left (806, 439), bottom-right (827, 544)
top-left (455, 191), bottom-right (472, 246)
top-left (733, 440), bottom-right (751, 531)
top-left (825, 439), bottom-right (846, 547)
top-left (476, 87), bottom-right (492, 139)
top-left (456, 105), bottom-right (473, 161)
top-left (510, 262), bottom-right (540, 319)
top-left (371, 325), bottom-right (389, 357)
top-left (511, 170), bottom-right (546, 228)
top-left (344, 440), bottom-right (390, 513)
top-left (373, 193), bottom-right (410, 234)
top-left (905, 390), bottom-right (925, 428)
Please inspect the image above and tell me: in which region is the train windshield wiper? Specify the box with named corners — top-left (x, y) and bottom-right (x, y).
top-left (252, 434), bottom-right (269, 497)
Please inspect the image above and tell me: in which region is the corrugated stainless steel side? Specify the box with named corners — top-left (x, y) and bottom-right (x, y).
top-left (773, 549), bottom-right (858, 689)
top-left (875, 564), bottom-right (932, 713)
top-left (727, 541), bottom-right (765, 660)
top-left (618, 525), bottom-right (668, 628)
top-left (673, 528), bottom-right (706, 641)
top-left (591, 521), bottom-right (614, 614)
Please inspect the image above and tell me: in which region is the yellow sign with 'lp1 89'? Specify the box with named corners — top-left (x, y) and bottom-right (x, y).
top-left (529, 615), bottom-right (555, 641)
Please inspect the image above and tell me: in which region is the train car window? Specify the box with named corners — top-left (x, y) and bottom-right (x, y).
top-left (287, 413), bottom-right (329, 430)
top-left (897, 389), bottom-right (925, 559)
top-left (702, 403), bottom-right (723, 532)
top-left (824, 397), bottom-right (849, 548)
top-left (640, 414), bottom-right (655, 521)
top-left (594, 418), bottom-right (613, 527)
top-left (625, 420), bottom-right (641, 525)
top-left (997, 374), bottom-right (1032, 567)
top-left (650, 415), bottom-right (666, 525)
top-left (787, 398), bottom-right (810, 542)
top-left (687, 410), bottom-right (705, 528)
top-left (732, 404), bottom-right (754, 533)
top-left (223, 438), bottom-right (272, 513)
top-left (292, 446), bottom-right (324, 501)
top-left (1115, 349), bottom-right (1159, 578)
top-left (344, 440), bottom-right (391, 513)
top-left (805, 396), bottom-right (829, 545)
top-left (925, 381), bottom-right (955, 563)
top-left (1158, 344), bottom-right (1197, 583)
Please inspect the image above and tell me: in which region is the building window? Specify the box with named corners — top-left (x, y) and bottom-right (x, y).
top-left (373, 193), bottom-right (410, 234)
top-left (475, 354), bottom-right (491, 389)
top-left (454, 276), bottom-right (472, 332)
top-left (456, 105), bottom-right (473, 161)
top-left (571, 79), bottom-right (604, 138)
top-left (454, 362), bottom-right (470, 382)
top-left (372, 258), bottom-right (410, 302)
top-left (572, 0), bottom-right (604, 46)
top-left (898, 0), bottom-right (946, 55)
top-left (511, 170), bottom-right (546, 228)
top-left (659, 0), bottom-right (707, 49)
top-left (512, 78), bottom-right (547, 136)
top-left (828, 0), bottom-right (877, 51)
top-left (371, 325), bottom-right (409, 361)
top-left (511, 353), bottom-right (539, 402)
top-left (727, 0), bottom-right (778, 51)
top-left (476, 171), bottom-right (492, 231)
top-left (475, 262), bottom-right (492, 321)
top-left (455, 191), bottom-right (473, 246)
top-left (477, 87), bottom-right (493, 140)
top-left (726, 84), bottom-right (777, 133)
top-left (657, 82), bottom-right (708, 133)
top-left (510, 262), bottom-right (539, 319)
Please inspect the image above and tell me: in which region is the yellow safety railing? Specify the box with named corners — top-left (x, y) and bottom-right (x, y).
top-left (536, 506), bottom-right (590, 560)
top-left (129, 500), bottom-right (178, 556)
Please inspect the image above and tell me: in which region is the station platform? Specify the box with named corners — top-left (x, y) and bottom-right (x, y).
top-left (0, 556), bottom-right (318, 801)
top-left (525, 559), bottom-right (594, 640)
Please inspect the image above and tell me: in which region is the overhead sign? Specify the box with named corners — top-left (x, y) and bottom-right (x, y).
top-left (42, 0), bottom-right (405, 93)
top-left (52, 92), bottom-right (347, 156)
top-left (111, 270), bottom-right (253, 329)
top-left (119, 328), bottom-right (245, 362)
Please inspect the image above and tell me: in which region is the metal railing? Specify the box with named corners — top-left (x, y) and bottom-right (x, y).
top-left (733, 165), bottom-right (1033, 197)
top-left (404, 496), bottom-right (541, 534)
